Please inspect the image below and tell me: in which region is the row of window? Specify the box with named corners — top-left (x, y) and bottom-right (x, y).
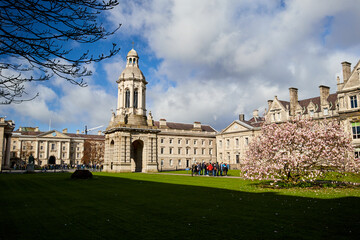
top-left (219, 153), bottom-right (241, 163)
top-left (160, 147), bottom-right (213, 155)
top-left (160, 159), bottom-right (192, 168)
top-left (271, 95), bottom-right (358, 121)
top-left (37, 152), bottom-right (81, 159)
top-left (218, 137), bottom-right (248, 149)
top-left (160, 138), bottom-right (213, 146)
top-left (125, 90), bottom-right (139, 108)
top-left (19, 145), bottom-right (81, 152)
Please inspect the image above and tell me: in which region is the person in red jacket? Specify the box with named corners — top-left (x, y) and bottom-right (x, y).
top-left (207, 163), bottom-right (213, 176)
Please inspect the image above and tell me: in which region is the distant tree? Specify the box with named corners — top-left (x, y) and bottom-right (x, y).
top-left (0, 0), bottom-right (121, 104)
top-left (82, 140), bottom-right (104, 165)
top-left (242, 119), bottom-right (359, 183)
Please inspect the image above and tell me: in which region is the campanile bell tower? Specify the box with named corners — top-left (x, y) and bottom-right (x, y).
top-left (115, 48), bottom-right (148, 125)
top-left (104, 48), bottom-right (159, 173)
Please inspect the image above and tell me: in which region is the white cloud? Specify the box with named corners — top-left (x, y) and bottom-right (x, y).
top-left (108, 0), bottom-right (360, 130)
top-left (3, 0), bottom-right (360, 132)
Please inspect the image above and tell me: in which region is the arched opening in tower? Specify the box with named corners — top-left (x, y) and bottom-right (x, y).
top-left (131, 140), bottom-right (143, 172)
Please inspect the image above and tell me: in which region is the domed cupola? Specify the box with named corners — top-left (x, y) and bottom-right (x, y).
top-left (118, 48), bottom-right (145, 81)
top-left (114, 48), bottom-right (148, 126)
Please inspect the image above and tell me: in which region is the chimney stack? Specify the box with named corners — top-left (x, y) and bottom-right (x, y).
top-left (253, 110), bottom-right (259, 118)
top-left (159, 119), bottom-right (167, 128)
top-left (193, 121), bottom-right (202, 131)
top-left (267, 100), bottom-right (273, 110)
top-left (342, 61), bottom-right (351, 83)
top-left (319, 85), bottom-right (330, 106)
top-left (98, 130), bottom-right (102, 135)
top-left (62, 128), bottom-right (68, 133)
top-left (76, 130), bottom-right (80, 134)
top-left (239, 114), bottom-right (245, 121)
top-left (289, 87), bottom-right (298, 116)
top-left (35, 127), bottom-right (39, 132)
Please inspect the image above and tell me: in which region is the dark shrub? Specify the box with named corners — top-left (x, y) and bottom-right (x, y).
top-left (71, 170), bottom-right (93, 179)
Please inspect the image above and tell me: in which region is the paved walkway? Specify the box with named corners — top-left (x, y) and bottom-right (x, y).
top-left (151, 172), bottom-right (244, 179)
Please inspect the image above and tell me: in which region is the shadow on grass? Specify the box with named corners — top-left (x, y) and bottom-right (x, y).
top-left (0, 172), bottom-right (359, 240)
top-left (252, 180), bottom-right (360, 189)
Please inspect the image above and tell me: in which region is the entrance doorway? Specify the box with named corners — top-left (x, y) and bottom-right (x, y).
top-left (48, 156), bottom-right (56, 165)
top-left (131, 140), bottom-right (143, 172)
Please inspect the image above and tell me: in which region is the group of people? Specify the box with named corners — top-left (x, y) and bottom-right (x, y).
top-left (191, 161), bottom-right (230, 177)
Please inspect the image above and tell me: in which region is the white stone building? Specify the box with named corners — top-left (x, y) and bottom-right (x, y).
top-left (217, 60), bottom-right (360, 166)
top-left (104, 49), bottom-right (216, 172)
top-left (0, 117), bottom-right (15, 171)
top-left (9, 127), bottom-right (104, 167)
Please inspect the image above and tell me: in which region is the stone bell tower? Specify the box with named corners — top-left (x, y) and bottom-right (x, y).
top-left (116, 48), bottom-right (147, 125)
top-left (104, 49), bottom-right (159, 173)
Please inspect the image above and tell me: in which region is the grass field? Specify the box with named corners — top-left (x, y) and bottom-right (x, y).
top-left (1, 172), bottom-right (360, 240)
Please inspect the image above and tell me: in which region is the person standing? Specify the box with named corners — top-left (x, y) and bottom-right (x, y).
top-left (208, 163), bottom-right (213, 176)
top-left (202, 161), bottom-right (206, 175)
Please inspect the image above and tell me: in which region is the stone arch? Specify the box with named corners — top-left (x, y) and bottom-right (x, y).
top-left (109, 139), bottom-right (115, 161)
top-left (131, 140), bottom-right (144, 172)
top-left (48, 155), bottom-right (56, 165)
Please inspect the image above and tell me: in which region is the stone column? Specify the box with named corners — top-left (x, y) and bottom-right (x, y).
top-left (44, 141), bottom-right (48, 160)
top-left (139, 87), bottom-right (143, 110)
top-left (117, 86), bottom-right (121, 114)
top-left (4, 134), bottom-right (11, 168)
top-left (19, 140), bottom-right (23, 162)
top-left (130, 85), bottom-right (134, 108)
top-left (66, 141), bottom-right (70, 160)
top-left (143, 87), bottom-right (146, 112)
top-left (57, 142), bottom-right (61, 161)
top-left (35, 141), bottom-right (39, 161)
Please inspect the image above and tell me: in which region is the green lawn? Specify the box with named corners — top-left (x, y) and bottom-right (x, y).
top-left (1, 172), bottom-right (360, 240)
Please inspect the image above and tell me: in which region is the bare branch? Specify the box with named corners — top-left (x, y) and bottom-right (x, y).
top-left (0, 0), bottom-right (121, 104)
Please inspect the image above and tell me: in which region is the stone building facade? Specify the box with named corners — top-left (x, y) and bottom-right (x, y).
top-left (217, 60), bottom-right (360, 166)
top-left (216, 111), bottom-right (264, 167)
top-left (0, 117), bottom-right (15, 171)
top-left (104, 49), bottom-right (216, 172)
top-left (9, 127), bottom-right (104, 167)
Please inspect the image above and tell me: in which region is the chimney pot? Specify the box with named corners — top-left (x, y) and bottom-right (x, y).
top-left (319, 85), bottom-right (330, 106)
top-left (341, 61), bottom-right (351, 83)
top-left (159, 119), bottom-right (167, 128)
top-left (289, 87), bottom-right (298, 116)
top-left (239, 114), bottom-right (245, 121)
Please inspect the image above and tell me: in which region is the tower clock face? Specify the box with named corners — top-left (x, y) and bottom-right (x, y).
top-left (52, 132), bottom-right (57, 137)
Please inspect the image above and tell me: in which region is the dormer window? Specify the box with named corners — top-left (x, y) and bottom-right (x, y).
top-left (323, 107), bottom-right (328, 115)
top-left (350, 95), bottom-right (358, 108)
top-left (277, 113), bottom-right (281, 121)
top-left (309, 109), bottom-right (314, 117)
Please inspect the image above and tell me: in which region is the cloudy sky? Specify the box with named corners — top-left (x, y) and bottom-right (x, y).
top-left (1, 0), bottom-right (360, 133)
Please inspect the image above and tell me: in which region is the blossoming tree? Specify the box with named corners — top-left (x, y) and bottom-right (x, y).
top-left (242, 119), bottom-right (359, 182)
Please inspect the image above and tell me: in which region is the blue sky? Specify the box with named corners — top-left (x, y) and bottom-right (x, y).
top-left (1, 0), bottom-right (360, 133)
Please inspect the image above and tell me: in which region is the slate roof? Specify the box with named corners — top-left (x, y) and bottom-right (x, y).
top-left (278, 93), bottom-right (338, 114)
top-left (13, 130), bottom-right (104, 140)
top-left (154, 121), bottom-right (217, 133)
top-left (245, 117), bottom-right (265, 128)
